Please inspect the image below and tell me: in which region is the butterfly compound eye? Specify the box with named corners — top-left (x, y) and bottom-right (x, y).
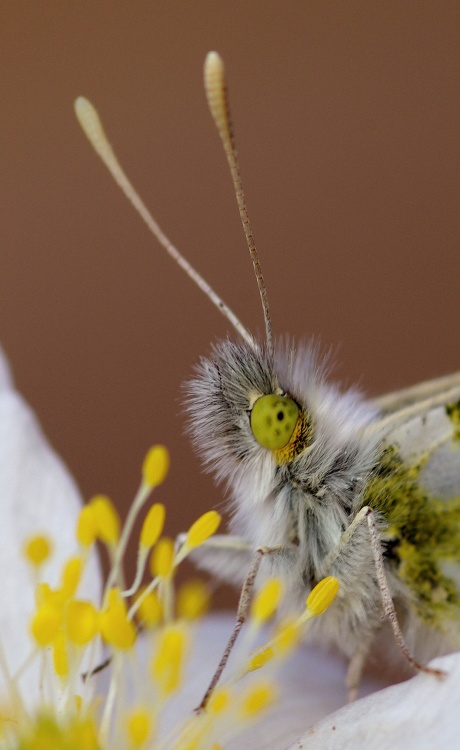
top-left (250, 395), bottom-right (300, 450)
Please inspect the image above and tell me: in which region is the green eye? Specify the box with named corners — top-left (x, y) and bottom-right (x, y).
top-left (250, 394), bottom-right (300, 450)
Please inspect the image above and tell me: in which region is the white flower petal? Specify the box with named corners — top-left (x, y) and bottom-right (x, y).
top-left (290, 652), bottom-right (460, 750)
top-left (225, 644), bottom-right (386, 750)
top-left (130, 615), bottom-right (390, 749)
top-left (139, 614), bottom-right (454, 749)
top-left (0, 344), bottom-right (13, 390)
top-left (0, 345), bottom-right (101, 700)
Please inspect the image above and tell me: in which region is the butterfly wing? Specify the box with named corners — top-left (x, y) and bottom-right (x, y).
top-left (373, 370), bottom-right (460, 416)
top-left (370, 373), bottom-right (460, 499)
top-left (388, 403), bottom-right (459, 499)
top-left (366, 385), bottom-right (460, 649)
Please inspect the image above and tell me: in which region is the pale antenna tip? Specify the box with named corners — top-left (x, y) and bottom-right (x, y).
top-left (204, 51), bottom-right (224, 89)
top-left (74, 96), bottom-right (93, 125)
top-left (74, 95), bottom-right (87, 110)
top-left (204, 50), bottom-right (223, 70)
top-left (74, 97), bottom-right (113, 166)
top-left (204, 52), bottom-right (232, 148)
top-left (74, 96), bottom-right (99, 139)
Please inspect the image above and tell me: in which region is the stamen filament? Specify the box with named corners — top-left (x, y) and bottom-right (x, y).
top-left (103, 482), bottom-right (151, 601)
top-left (99, 652), bottom-right (122, 744)
top-left (127, 575), bottom-right (161, 620)
top-left (122, 546), bottom-right (150, 598)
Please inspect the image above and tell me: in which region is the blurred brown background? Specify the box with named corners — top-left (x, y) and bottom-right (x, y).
top-left (1, 3), bottom-right (459, 586)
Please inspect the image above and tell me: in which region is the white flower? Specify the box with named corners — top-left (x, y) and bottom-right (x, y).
top-left (287, 652), bottom-right (460, 750)
top-left (0, 344), bottom-right (101, 705)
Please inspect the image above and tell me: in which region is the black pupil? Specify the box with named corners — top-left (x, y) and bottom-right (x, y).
top-left (277, 411), bottom-right (284, 421)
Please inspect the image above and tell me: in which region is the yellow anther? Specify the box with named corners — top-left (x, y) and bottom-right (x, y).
top-left (65, 600), bottom-right (98, 645)
top-left (150, 537), bottom-right (174, 578)
top-left (208, 687), bottom-right (231, 715)
top-left (184, 511), bottom-right (221, 549)
top-left (35, 581), bottom-right (58, 608)
top-left (306, 576), bottom-right (340, 617)
top-left (250, 578), bottom-right (282, 625)
top-left (273, 617), bottom-right (301, 655)
top-left (61, 556), bottom-right (83, 599)
top-left (90, 494), bottom-right (120, 545)
top-left (76, 504), bottom-right (98, 547)
top-left (134, 587), bottom-right (163, 627)
top-left (99, 588), bottom-right (136, 649)
top-left (180, 742), bottom-right (199, 750)
top-left (240, 681), bottom-right (276, 718)
top-left (176, 579), bottom-right (210, 620)
top-left (126, 708), bottom-right (153, 747)
top-left (140, 503), bottom-right (166, 548)
top-left (151, 625), bottom-right (188, 697)
top-left (23, 534), bottom-right (52, 567)
top-left (142, 445), bottom-right (170, 488)
top-left (30, 605), bottom-right (62, 647)
top-left (14, 715), bottom-right (100, 750)
top-left (52, 630), bottom-right (69, 677)
top-left (243, 618), bottom-right (301, 676)
top-left (68, 717), bottom-right (100, 749)
top-left (245, 646), bottom-right (275, 673)
top-left (36, 583), bottom-right (68, 614)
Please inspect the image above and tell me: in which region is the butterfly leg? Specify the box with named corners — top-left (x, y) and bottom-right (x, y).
top-left (346, 633), bottom-right (374, 702)
top-left (195, 543), bottom-right (289, 713)
top-left (326, 506), bottom-right (445, 686)
top-left (175, 532), bottom-right (255, 588)
top-left (363, 506), bottom-right (445, 679)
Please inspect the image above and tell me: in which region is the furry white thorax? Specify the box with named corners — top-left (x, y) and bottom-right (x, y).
top-left (186, 339), bottom-right (386, 635)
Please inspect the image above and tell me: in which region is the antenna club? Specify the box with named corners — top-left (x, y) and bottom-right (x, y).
top-left (205, 50), bottom-right (223, 70)
top-left (204, 52), bottom-right (232, 146)
top-left (204, 51), bottom-right (224, 90)
top-left (74, 96), bottom-right (98, 135)
top-left (74, 96), bottom-right (111, 163)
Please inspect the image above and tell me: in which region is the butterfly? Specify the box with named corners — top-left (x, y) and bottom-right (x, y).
top-left (75, 51), bottom-right (460, 706)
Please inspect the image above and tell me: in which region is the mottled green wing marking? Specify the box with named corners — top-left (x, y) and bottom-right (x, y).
top-left (446, 400), bottom-right (460, 442)
top-left (364, 403), bottom-right (460, 630)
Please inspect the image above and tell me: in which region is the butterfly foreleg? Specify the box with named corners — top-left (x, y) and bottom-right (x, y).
top-left (325, 506), bottom-right (445, 695)
top-left (175, 532), bottom-right (255, 588)
top-left (364, 507), bottom-right (445, 679)
top-left (345, 629), bottom-right (376, 702)
top-left (195, 543), bottom-right (290, 713)
top-left (321, 506), bottom-right (385, 699)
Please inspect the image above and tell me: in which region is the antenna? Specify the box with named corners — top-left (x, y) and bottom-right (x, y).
top-left (204, 52), bottom-right (273, 358)
top-left (74, 96), bottom-right (256, 349)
